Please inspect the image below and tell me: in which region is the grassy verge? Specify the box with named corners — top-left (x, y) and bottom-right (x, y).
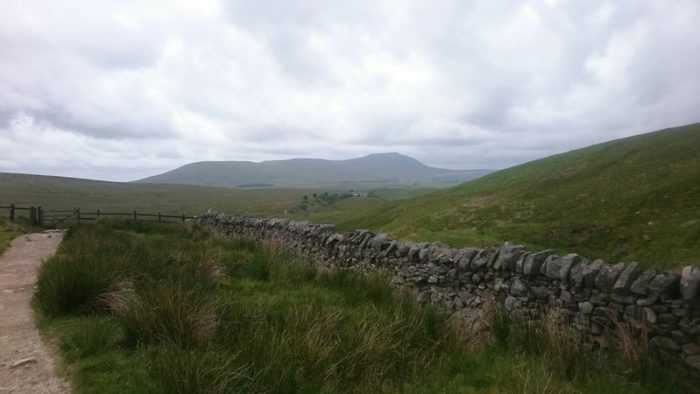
top-left (0, 217), bottom-right (34, 255)
top-left (36, 220), bottom-right (683, 392)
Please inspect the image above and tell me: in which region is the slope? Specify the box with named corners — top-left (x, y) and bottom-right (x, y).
top-left (316, 123), bottom-right (700, 269)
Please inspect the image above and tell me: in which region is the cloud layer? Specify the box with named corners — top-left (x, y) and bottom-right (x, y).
top-left (1, 0), bottom-right (699, 181)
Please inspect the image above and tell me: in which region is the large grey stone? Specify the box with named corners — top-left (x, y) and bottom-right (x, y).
top-left (650, 336), bottom-right (681, 351)
top-left (613, 262), bottom-right (641, 295)
top-left (522, 250), bottom-right (554, 276)
top-left (578, 301), bottom-right (594, 314)
top-left (681, 266), bottom-right (700, 303)
top-left (510, 278), bottom-right (528, 296)
top-left (624, 305), bottom-right (657, 327)
top-left (629, 267), bottom-right (661, 295)
top-left (544, 255), bottom-right (562, 279)
top-left (580, 259), bottom-right (605, 289)
top-left (559, 253), bottom-right (583, 285)
top-left (369, 233), bottom-right (389, 250)
top-left (470, 250), bottom-right (492, 269)
top-left (457, 248), bottom-right (480, 270)
top-left (595, 262), bottom-right (626, 292)
top-left (492, 242), bottom-right (526, 271)
top-left (325, 233), bottom-right (345, 246)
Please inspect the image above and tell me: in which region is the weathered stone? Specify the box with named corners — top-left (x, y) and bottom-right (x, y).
top-left (579, 301), bottom-right (594, 314)
top-left (630, 267), bottom-right (661, 295)
top-left (610, 293), bottom-right (637, 305)
top-left (419, 248), bottom-right (431, 265)
top-left (686, 355), bottom-right (700, 371)
top-left (530, 286), bottom-right (550, 300)
top-left (457, 248), bottom-right (480, 270)
top-left (470, 250), bottom-right (492, 269)
top-left (560, 290), bottom-right (574, 303)
top-left (369, 233), bottom-right (389, 250)
top-left (559, 253), bottom-right (583, 285)
top-left (383, 241), bottom-right (398, 257)
top-left (522, 250), bottom-right (553, 276)
top-left (492, 242), bottom-right (526, 271)
top-left (325, 233), bottom-right (345, 246)
top-left (624, 305), bottom-right (657, 327)
top-left (648, 273), bottom-right (679, 296)
top-left (544, 255), bottom-right (562, 279)
top-left (504, 296), bottom-right (519, 311)
top-left (657, 313), bottom-right (679, 330)
top-left (510, 278), bottom-right (528, 296)
top-left (613, 262), bottom-right (641, 295)
top-left (670, 330), bottom-right (688, 345)
top-left (681, 266), bottom-right (700, 303)
top-left (650, 336), bottom-right (681, 351)
top-left (595, 262), bottom-right (626, 292)
top-left (683, 343), bottom-right (700, 356)
top-left (515, 253), bottom-right (529, 274)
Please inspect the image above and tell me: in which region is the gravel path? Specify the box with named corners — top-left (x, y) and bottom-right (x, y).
top-left (0, 231), bottom-right (70, 393)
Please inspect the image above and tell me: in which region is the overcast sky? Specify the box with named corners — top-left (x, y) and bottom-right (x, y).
top-left (1, 0), bottom-right (699, 181)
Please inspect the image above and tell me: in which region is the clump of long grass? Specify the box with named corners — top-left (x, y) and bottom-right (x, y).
top-left (59, 316), bottom-right (124, 360)
top-left (36, 254), bottom-right (117, 316)
top-left (107, 282), bottom-right (222, 348)
top-left (222, 239), bottom-right (287, 281)
top-left (151, 348), bottom-right (251, 394)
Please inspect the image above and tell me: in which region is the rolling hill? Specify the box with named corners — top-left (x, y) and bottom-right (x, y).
top-left (310, 123), bottom-right (700, 269)
top-left (0, 172), bottom-right (432, 220)
top-left (135, 152), bottom-right (492, 188)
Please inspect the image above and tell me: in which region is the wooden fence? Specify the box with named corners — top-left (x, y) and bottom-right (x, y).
top-left (0, 204), bottom-right (197, 228)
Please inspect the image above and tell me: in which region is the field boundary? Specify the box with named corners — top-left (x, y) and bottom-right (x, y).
top-left (201, 211), bottom-right (700, 380)
top-left (0, 204), bottom-right (197, 227)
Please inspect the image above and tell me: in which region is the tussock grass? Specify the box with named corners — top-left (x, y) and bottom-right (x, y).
top-left (58, 317), bottom-right (124, 361)
top-left (481, 301), bottom-right (681, 392)
top-left (108, 283), bottom-right (222, 348)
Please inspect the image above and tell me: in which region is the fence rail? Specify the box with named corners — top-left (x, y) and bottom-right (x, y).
top-left (1, 204), bottom-right (197, 227)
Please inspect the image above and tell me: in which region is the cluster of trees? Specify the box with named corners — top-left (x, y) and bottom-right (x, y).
top-left (298, 191), bottom-right (353, 212)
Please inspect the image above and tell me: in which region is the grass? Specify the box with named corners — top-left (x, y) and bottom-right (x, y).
top-left (36, 220), bottom-right (685, 392)
top-left (0, 216), bottom-right (34, 255)
top-left (308, 123), bottom-right (700, 269)
top-left (0, 172), bottom-right (431, 224)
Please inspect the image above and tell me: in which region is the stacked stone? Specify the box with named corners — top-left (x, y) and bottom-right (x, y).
top-left (200, 210), bottom-right (700, 375)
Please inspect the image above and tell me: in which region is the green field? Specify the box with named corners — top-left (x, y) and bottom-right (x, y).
top-left (307, 123), bottom-right (700, 269)
top-left (36, 221), bottom-right (680, 393)
top-left (0, 173), bottom-right (430, 220)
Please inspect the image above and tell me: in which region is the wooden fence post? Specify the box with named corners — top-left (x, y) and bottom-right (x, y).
top-left (9, 204), bottom-right (14, 222)
top-left (133, 210), bottom-right (137, 220)
top-left (38, 206), bottom-right (44, 227)
top-left (29, 207), bottom-right (36, 226)
top-left (97, 209), bottom-right (101, 219)
top-left (76, 208), bottom-right (81, 224)
top-left (182, 214), bottom-right (185, 223)
top-left (158, 212), bottom-right (162, 223)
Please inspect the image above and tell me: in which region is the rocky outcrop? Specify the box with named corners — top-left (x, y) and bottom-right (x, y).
top-left (201, 211), bottom-right (700, 376)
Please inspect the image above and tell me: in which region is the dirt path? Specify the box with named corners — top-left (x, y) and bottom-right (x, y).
top-left (0, 231), bottom-right (70, 393)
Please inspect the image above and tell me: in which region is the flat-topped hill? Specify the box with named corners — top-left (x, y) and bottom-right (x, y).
top-left (135, 152), bottom-right (492, 188)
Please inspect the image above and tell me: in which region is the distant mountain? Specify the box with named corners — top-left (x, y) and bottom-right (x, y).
top-left (135, 153), bottom-right (492, 188)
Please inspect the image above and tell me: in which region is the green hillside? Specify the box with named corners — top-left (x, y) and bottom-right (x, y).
top-left (0, 173), bottom-right (429, 220)
top-left (136, 152), bottom-right (491, 188)
top-left (0, 173), bottom-right (331, 217)
top-left (311, 123), bottom-right (700, 269)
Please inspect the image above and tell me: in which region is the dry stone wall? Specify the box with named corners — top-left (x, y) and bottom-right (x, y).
top-left (201, 211), bottom-right (700, 376)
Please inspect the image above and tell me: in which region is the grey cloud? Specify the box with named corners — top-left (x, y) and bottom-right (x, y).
top-left (0, 0), bottom-right (699, 181)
